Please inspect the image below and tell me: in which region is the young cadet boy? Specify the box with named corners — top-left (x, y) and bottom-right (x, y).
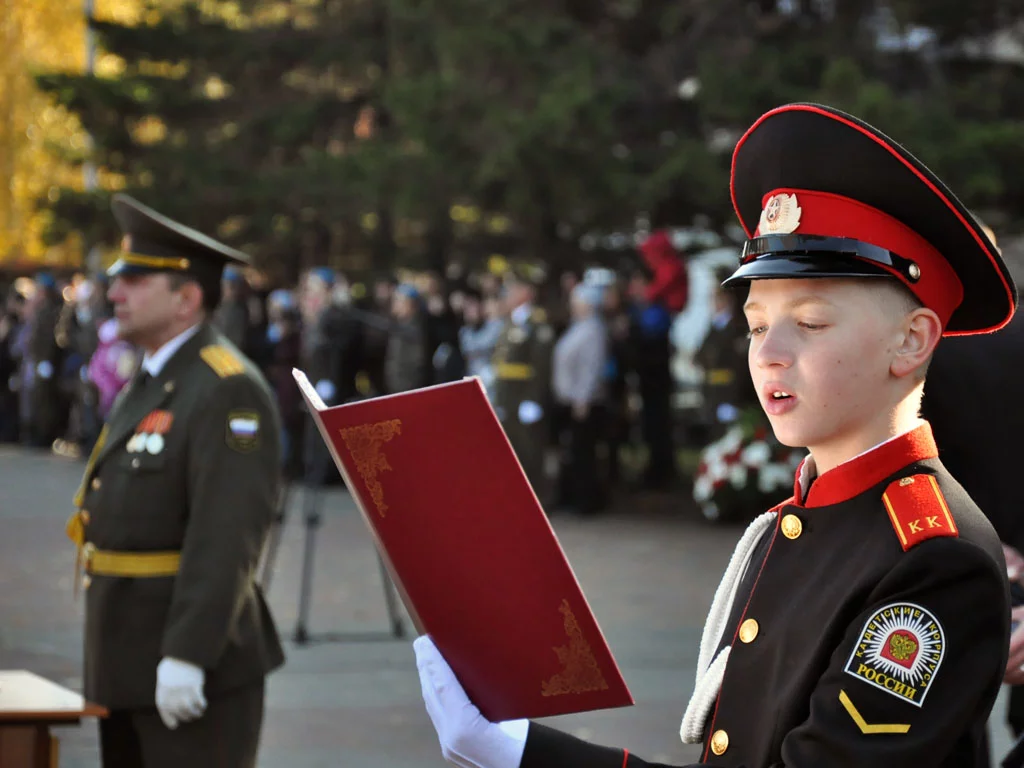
top-left (413, 103), bottom-right (1017, 767)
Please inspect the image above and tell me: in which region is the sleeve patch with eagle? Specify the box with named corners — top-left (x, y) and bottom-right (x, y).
top-left (844, 602), bottom-right (945, 707)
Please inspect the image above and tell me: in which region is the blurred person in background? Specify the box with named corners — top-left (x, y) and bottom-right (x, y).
top-left (0, 287), bottom-right (26, 443)
top-left (421, 271), bottom-right (464, 385)
top-left (627, 268), bottom-right (676, 490)
top-left (26, 271), bottom-right (64, 448)
top-left (212, 266), bottom-right (250, 352)
top-left (459, 289), bottom-right (503, 399)
top-left (86, 313), bottom-right (138, 425)
top-left (551, 283), bottom-right (609, 515)
top-left (361, 276), bottom-right (396, 396)
top-left (600, 280), bottom-right (632, 492)
top-left (263, 289), bottom-right (304, 480)
top-left (491, 268), bottom-right (555, 504)
top-left (694, 268), bottom-right (758, 443)
top-left (637, 229), bottom-right (688, 314)
top-left (385, 283), bottom-right (429, 394)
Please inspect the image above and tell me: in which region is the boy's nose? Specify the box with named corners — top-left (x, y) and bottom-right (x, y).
top-left (753, 326), bottom-right (794, 369)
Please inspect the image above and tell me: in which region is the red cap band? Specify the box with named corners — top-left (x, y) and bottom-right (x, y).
top-left (754, 188), bottom-right (964, 327)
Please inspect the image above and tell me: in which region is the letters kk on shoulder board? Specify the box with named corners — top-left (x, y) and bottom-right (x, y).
top-left (292, 369), bottom-right (633, 722)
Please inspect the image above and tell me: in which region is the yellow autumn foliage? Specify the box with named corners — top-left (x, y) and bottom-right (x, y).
top-left (0, 0), bottom-right (295, 269)
top-left (0, 0), bottom-right (148, 268)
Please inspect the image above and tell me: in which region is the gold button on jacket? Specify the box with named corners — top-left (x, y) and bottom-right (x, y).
top-left (739, 618), bottom-right (759, 643)
top-left (711, 729), bottom-right (729, 756)
top-left (781, 513), bottom-right (803, 539)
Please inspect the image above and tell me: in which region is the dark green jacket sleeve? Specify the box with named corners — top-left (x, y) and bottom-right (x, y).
top-left (160, 374), bottom-right (281, 668)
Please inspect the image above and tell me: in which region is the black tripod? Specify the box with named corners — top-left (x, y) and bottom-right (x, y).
top-left (258, 414), bottom-right (406, 645)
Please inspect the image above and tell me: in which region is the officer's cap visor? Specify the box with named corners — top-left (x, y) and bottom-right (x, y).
top-left (722, 235), bottom-right (916, 287)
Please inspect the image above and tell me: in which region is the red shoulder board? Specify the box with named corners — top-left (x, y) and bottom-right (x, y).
top-left (882, 474), bottom-right (959, 552)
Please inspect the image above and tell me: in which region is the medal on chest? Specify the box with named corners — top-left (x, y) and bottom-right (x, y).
top-left (127, 410), bottom-right (173, 455)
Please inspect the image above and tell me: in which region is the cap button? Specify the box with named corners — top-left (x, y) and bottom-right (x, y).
top-left (711, 729), bottom-right (729, 756)
top-left (781, 513), bottom-right (803, 540)
top-left (90, 477), bottom-right (101, 491)
top-left (908, 263), bottom-right (921, 281)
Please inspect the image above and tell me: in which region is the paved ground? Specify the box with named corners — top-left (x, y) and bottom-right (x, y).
top-left (0, 446), bottom-right (1016, 766)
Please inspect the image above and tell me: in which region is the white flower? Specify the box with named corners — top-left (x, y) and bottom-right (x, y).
top-left (694, 475), bottom-right (714, 502)
top-left (759, 464), bottom-right (792, 493)
top-left (708, 459), bottom-right (728, 482)
top-left (741, 441), bottom-right (771, 468)
top-left (721, 427), bottom-right (744, 455)
top-left (728, 464), bottom-right (748, 489)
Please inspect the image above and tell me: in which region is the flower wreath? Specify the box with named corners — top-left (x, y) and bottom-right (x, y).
top-left (693, 408), bottom-right (805, 523)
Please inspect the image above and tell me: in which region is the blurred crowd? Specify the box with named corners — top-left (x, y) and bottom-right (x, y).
top-left (0, 229), bottom-right (758, 515)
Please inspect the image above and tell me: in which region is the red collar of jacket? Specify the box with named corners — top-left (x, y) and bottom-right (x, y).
top-left (791, 423), bottom-right (938, 508)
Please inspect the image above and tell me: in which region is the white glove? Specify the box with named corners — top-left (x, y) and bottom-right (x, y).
top-left (414, 635), bottom-right (529, 768)
top-left (36, 361), bottom-right (53, 380)
top-left (517, 401), bottom-right (542, 425)
top-left (155, 657), bottom-right (207, 730)
top-left (315, 379), bottom-right (336, 403)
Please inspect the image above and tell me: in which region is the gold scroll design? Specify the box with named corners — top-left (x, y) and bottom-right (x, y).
top-left (339, 419), bottom-right (403, 517)
top-left (541, 599), bottom-right (609, 697)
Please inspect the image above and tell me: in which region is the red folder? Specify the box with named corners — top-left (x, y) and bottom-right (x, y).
top-left (293, 370), bottom-right (633, 721)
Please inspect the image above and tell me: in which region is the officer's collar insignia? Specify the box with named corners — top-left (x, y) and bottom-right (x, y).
top-left (844, 602), bottom-right (945, 707)
top-left (757, 192), bottom-right (802, 235)
top-left (127, 410), bottom-right (173, 455)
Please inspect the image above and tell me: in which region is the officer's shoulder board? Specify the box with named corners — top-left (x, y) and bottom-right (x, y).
top-left (881, 474), bottom-right (959, 552)
top-left (199, 344), bottom-right (246, 378)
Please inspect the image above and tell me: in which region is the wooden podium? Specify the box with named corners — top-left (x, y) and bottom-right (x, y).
top-left (0, 671), bottom-right (107, 768)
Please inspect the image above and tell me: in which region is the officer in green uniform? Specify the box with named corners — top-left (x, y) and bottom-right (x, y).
top-left (694, 267), bottom-right (758, 442)
top-left (491, 268), bottom-right (555, 501)
top-left (66, 194), bottom-right (285, 768)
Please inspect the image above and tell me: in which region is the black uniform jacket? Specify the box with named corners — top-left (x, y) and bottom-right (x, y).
top-left (522, 424), bottom-right (1009, 767)
top-left (73, 323), bottom-right (285, 709)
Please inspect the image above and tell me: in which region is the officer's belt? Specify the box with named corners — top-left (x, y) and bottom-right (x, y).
top-left (495, 362), bottom-right (534, 380)
top-left (82, 544), bottom-right (181, 577)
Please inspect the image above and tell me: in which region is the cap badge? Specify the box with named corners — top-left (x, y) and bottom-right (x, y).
top-left (759, 193), bottom-right (802, 235)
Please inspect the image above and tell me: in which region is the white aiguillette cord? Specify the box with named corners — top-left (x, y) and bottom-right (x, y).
top-left (680, 510), bottom-right (777, 744)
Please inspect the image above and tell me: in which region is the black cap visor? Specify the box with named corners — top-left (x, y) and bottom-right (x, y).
top-left (723, 234), bottom-right (921, 287)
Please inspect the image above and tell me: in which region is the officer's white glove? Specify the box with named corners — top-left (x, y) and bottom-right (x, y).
top-left (315, 379), bottom-right (336, 403)
top-left (414, 635), bottom-right (528, 768)
top-left (517, 401), bottom-right (542, 425)
top-left (36, 361), bottom-right (53, 380)
top-left (155, 657), bottom-right (207, 730)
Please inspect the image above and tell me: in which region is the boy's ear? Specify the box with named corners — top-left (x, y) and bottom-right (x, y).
top-left (891, 308), bottom-right (943, 379)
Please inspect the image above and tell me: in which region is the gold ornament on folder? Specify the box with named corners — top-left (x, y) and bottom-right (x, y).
top-left (541, 599), bottom-right (609, 697)
top-left (340, 419), bottom-right (402, 517)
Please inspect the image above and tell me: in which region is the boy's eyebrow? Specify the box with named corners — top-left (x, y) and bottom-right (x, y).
top-left (743, 296), bottom-right (833, 313)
